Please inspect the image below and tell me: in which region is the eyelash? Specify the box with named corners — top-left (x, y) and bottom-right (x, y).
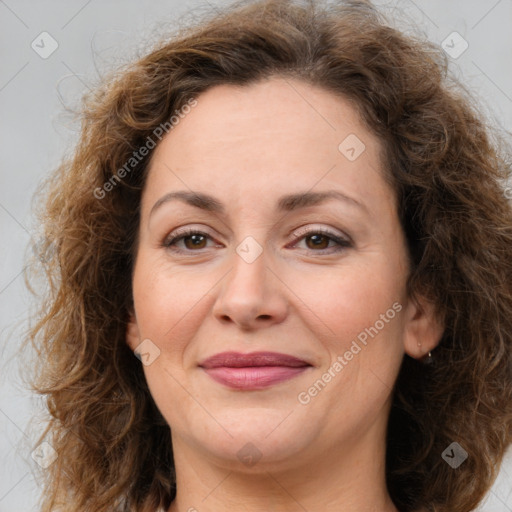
top-left (162, 227), bottom-right (352, 254)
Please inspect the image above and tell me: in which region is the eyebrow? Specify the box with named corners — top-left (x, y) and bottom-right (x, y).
top-left (149, 190), bottom-right (368, 218)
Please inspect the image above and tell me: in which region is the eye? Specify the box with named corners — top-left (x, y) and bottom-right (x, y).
top-left (162, 226), bottom-right (352, 255)
top-left (288, 227), bottom-right (352, 253)
top-left (163, 229), bottom-right (220, 253)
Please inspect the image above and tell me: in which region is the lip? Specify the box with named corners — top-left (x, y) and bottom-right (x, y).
top-left (199, 351), bottom-right (312, 390)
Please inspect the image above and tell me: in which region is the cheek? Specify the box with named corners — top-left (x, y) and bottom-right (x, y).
top-left (291, 259), bottom-right (404, 344)
top-left (290, 257), bottom-right (406, 408)
top-left (297, 266), bottom-right (404, 424)
top-left (132, 254), bottom-right (214, 341)
top-left (131, 256), bottom-right (211, 424)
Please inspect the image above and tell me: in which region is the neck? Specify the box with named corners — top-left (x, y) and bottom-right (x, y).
top-left (166, 422), bottom-right (399, 512)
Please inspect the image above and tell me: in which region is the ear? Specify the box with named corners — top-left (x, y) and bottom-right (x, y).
top-left (402, 293), bottom-right (444, 359)
top-left (126, 307), bottom-right (141, 351)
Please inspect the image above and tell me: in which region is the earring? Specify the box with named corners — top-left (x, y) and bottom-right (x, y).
top-left (417, 342), bottom-right (433, 364)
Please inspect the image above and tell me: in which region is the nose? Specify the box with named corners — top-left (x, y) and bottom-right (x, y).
top-left (212, 245), bottom-right (288, 330)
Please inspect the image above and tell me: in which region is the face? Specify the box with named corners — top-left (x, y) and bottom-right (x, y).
top-left (127, 77), bottom-right (442, 473)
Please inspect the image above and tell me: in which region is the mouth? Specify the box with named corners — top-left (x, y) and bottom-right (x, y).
top-left (198, 351), bottom-right (312, 390)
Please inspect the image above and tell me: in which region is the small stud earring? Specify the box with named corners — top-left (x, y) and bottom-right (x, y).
top-left (421, 350), bottom-right (433, 364)
top-left (417, 342), bottom-right (433, 364)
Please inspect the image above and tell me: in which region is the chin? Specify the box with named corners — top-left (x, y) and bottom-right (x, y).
top-left (174, 406), bottom-right (320, 470)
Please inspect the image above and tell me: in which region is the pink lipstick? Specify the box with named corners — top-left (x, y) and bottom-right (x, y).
top-left (199, 351), bottom-right (311, 390)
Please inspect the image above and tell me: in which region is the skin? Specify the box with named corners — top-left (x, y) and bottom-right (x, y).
top-left (126, 77), bottom-right (443, 512)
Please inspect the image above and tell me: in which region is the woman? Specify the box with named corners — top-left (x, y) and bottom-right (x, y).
top-left (27, 0), bottom-right (512, 511)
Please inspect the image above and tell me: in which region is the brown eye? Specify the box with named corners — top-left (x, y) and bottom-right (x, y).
top-left (163, 230), bottom-right (216, 252)
top-left (290, 228), bottom-right (352, 253)
top-left (304, 233), bottom-right (330, 250)
top-left (182, 234), bottom-right (208, 250)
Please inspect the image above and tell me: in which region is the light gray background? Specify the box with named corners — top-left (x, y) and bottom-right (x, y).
top-left (1, 1), bottom-right (511, 510)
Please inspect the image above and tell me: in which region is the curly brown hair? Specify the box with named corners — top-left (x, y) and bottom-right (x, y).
top-left (26, 0), bottom-right (512, 511)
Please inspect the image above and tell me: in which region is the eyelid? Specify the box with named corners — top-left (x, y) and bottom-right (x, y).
top-left (289, 224), bottom-right (352, 245)
top-left (162, 223), bottom-right (353, 255)
top-left (162, 225), bottom-right (218, 248)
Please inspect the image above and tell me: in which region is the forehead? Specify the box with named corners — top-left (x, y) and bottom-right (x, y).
top-left (142, 77), bottom-right (393, 218)
top-left (153, 78), bottom-right (372, 155)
